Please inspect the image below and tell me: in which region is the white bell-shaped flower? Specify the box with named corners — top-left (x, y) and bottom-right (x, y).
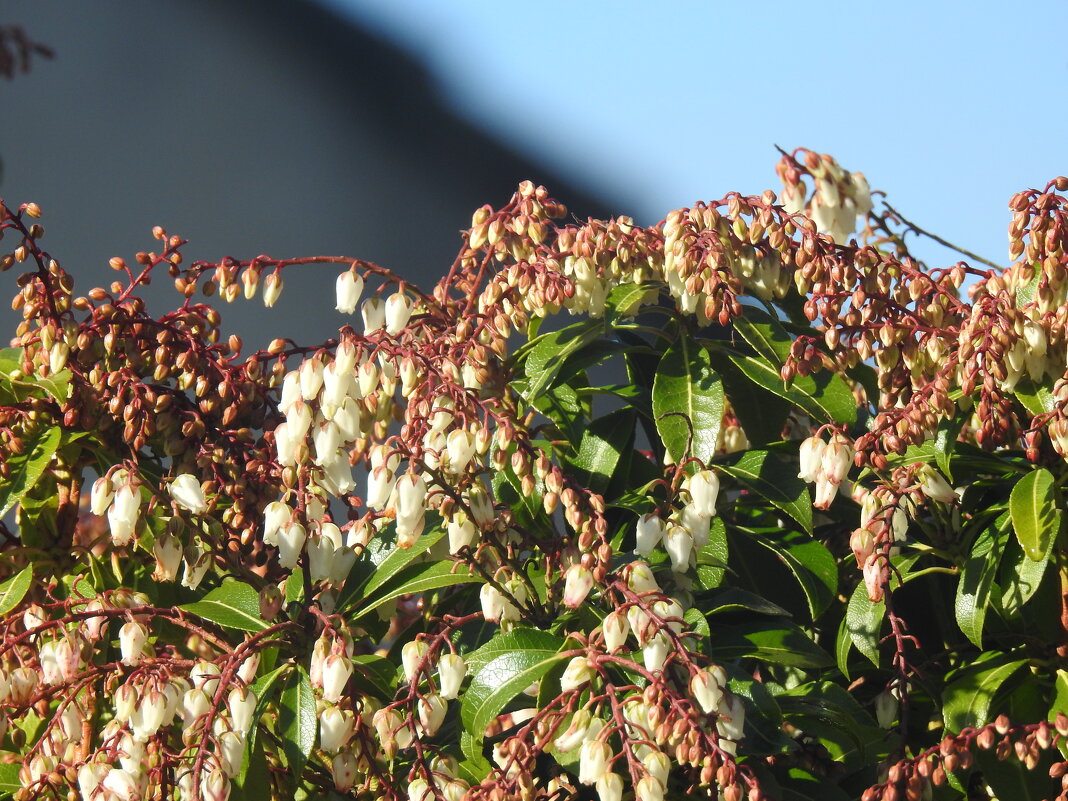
top-left (169, 473), bottom-right (208, 515)
top-left (335, 269), bottom-right (363, 314)
top-left (385, 292), bottom-right (413, 335)
top-left (634, 513), bottom-right (665, 557)
top-left (299, 358), bottom-right (325, 401)
top-left (108, 481), bottom-right (141, 546)
top-left (602, 610), bottom-right (630, 652)
top-left (578, 740), bottom-right (611, 785)
top-left (90, 476), bottom-right (114, 516)
top-left (563, 564), bottom-right (594, 608)
top-left (437, 653), bottom-right (467, 700)
top-left (319, 706), bottom-right (355, 752)
top-left (321, 654), bottom-right (353, 704)
top-left (361, 297), bottom-right (385, 333)
top-left (276, 522), bottom-right (307, 570)
top-left (685, 470), bottom-right (720, 517)
top-left (118, 621), bottom-right (148, 666)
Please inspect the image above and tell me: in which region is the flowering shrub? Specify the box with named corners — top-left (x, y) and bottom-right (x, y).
top-left (0, 148), bottom-right (1067, 801)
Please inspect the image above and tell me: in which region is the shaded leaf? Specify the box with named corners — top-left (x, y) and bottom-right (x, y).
top-left (845, 554), bottom-right (922, 667)
top-left (707, 618), bottom-right (833, 668)
top-left (943, 652), bottom-right (1027, 732)
top-left (565, 407), bottom-right (635, 496)
top-left (719, 450), bottom-right (812, 533)
top-left (738, 527), bottom-right (836, 618)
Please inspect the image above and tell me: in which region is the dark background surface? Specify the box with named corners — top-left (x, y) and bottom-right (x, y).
top-left (0, 0), bottom-right (620, 348)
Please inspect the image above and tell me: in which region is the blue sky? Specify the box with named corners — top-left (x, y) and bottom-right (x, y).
top-left (324, 0), bottom-right (1067, 272)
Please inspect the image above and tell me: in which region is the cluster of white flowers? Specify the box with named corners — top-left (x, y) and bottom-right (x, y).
top-left (797, 431), bottom-right (854, 509)
top-left (634, 470), bottom-right (720, 576)
top-left (780, 160), bottom-right (873, 245)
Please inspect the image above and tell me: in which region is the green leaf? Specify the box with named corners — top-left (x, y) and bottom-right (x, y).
top-left (360, 525), bottom-right (445, 597)
top-left (652, 328), bottom-right (724, 467)
top-left (845, 554), bottom-right (922, 667)
top-left (565, 407), bottom-right (635, 496)
top-left (733, 305), bottom-right (793, 364)
top-left (605, 282), bottom-right (657, 320)
top-left (696, 517), bottom-right (729, 590)
top-left (719, 449), bottom-right (812, 533)
top-left (1010, 468), bottom-right (1060, 561)
top-left (712, 353), bottom-right (792, 446)
top-left (703, 587), bottom-right (790, 618)
top-left (1000, 532), bottom-right (1055, 617)
top-left (285, 569), bottom-right (305, 605)
top-left (351, 654), bottom-right (397, 700)
top-left (460, 634), bottom-right (566, 738)
top-left (181, 581), bottom-right (268, 632)
top-left (738, 528), bottom-right (836, 619)
top-left (512, 320), bottom-right (603, 403)
top-left (463, 628), bottom-right (565, 674)
top-left (279, 666), bottom-right (316, 780)
top-left (0, 348), bottom-right (71, 404)
top-left (356, 561), bottom-right (479, 618)
top-left (956, 517), bottom-right (1010, 648)
top-left (1015, 376), bottom-right (1056, 418)
top-left (0, 566), bottom-right (33, 616)
top-left (0, 762), bottom-right (19, 796)
top-left (719, 347), bottom-right (856, 425)
top-left (336, 524), bottom-right (446, 611)
top-left (239, 665), bottom-right (288, 787)
top-left (707, 618), bottom-right (833, 668)
top-left (0, 426), bottom-right (61, 517)
top-left (943, 653), bottom-right (1028, 732)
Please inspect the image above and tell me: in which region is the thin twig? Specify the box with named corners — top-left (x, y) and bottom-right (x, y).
top-left (883, 203), bottom-right (1003, 271)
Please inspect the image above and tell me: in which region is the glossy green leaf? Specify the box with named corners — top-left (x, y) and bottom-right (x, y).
top-left (360, 525), bottom-right (446, 597)
top-left (180, 581), bottom-right (268, 632)
top-left (703, 587), bottom-right (791, 618)
top-left (0, 348), bottom-right (71, 404)
top-left (719, 449), bottom-right (812, 533)
top-left (739, 528), bottom-right (836, 619)
top-left (1010, 468), bottom-right (1060, 561)
top-left (1015, 376), bottom-right (1056, 418)
top-left (279, 666), bottom-right (317, 778)
top-left (956, 518), bottom-right (1010, 648)
top-left (707, 618), bottom-right (833, 668)
top-left (696, 516), bottom-right (729, 590)
top-left (460, 634), bottom-right (566, 737)
top-left (733, 305), bottom-right (793, 364)
top-left (464, 628), bottom-right (565, 675)
top-left (566, 407), bottom-right (635, 496)
top-left (512, 320), bottom-right (603, 403)
top-left (0, 566), bottom-right (33, 617)
top-left (0, 426), bottom-right (61, 517)
top-left (943, 653), bottom-right (1027, 732)
top-left (845, 554), bottom-right (922, 667)
top-left (239, 665), bottom-right (288, 787)
top-left (284, 568), bottom-right (304, 605)
top-left (1000, 532), bottom-right (1055, 618)
top-left (652, 328), bottom-right (724, 467)
top-left (605, 282), bottom-right (657, 320)
top-left (356, 561), bottom-right (479, 618)
top-left (720, 347), bottom-right (856, 425)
